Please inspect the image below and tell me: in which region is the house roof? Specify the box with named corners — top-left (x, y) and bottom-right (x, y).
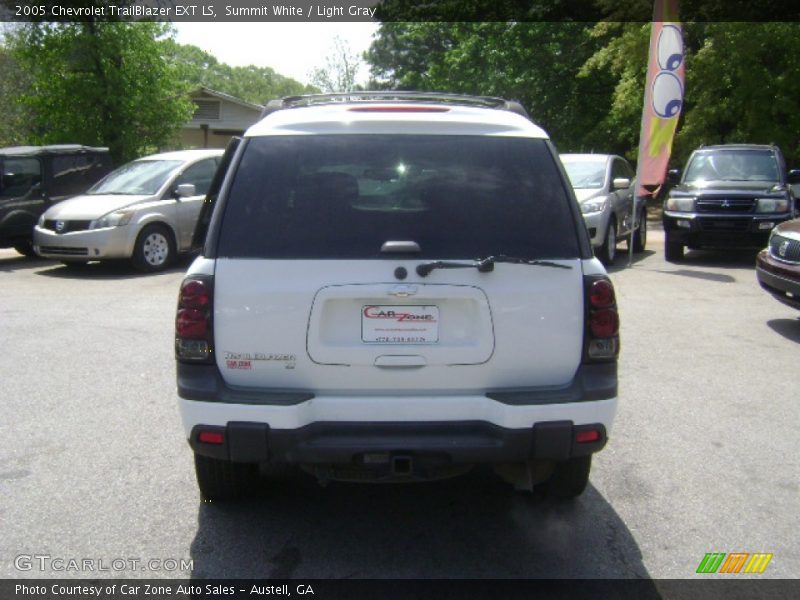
top-left (191, 87), bottom-right (264, 112)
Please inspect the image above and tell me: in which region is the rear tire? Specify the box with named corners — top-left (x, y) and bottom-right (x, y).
top-left (543, 455), bottom-right (592, 499)
top-left (132, 224), bottom-right (175, 272)
top-left (599, 220), bottom-right (617, 265)
top-left (632, 209), bottom-right (647, 253)
top-left (664, 231), bottom-right (684, 262)
top-left (194, 454), bottom-right (258, 501)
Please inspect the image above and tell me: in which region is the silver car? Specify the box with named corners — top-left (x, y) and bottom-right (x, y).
top-left (561, 153), bottom-right (646, 264)
top-left (34, 149), bottom-right (223, 271)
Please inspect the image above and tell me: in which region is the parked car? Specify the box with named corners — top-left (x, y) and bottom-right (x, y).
top-left (0, 145), bottom-right (112, 257)
top-left (560, 153), bottom-right (646, 264)
top-left (34, 149), bottom-right (223, 271)
top-left (663, 144), bottom-right (800, 262)
top-left (177, 92), bottom-right (620, 501)
top-left (756, 218), bottom-right (800, 310)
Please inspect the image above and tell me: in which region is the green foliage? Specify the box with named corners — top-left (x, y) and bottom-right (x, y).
top-left (678, 23), bottom-right (800, 166)
top-left (366, 20), bottom-right (800, 167)
top-left (367, 22), bottom-right (617, 153)
top-left (0, 29), bottom-right (31, 147)
top-left (9, 22), bottom-right (194, 163)
top-left (163, 40), bottom-right (315, 105)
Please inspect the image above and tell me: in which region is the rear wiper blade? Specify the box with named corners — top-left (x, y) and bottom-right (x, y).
top-left (416, 255), bottom-right (572, 277)
top-left (481, 255), bottom-right (573, 270)
top-left (416, 259), bottom-right (494, 277)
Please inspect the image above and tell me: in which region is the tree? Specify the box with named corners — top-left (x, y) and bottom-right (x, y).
top-left (309, 36), bottom-right (363, 93)
top-left (581, 22), bottom-right (800, 166)
top-left (8, 21), bottom-right (194, 163)
top-left (0, 25), bottom-right (31, 147)
top-left (163, 40), bottom-right (315, 105)
top-left (366, 22), bottom-right (616, 152)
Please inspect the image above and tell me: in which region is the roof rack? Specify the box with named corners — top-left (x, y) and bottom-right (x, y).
top-left (260, 91), bottom-right (530, 120)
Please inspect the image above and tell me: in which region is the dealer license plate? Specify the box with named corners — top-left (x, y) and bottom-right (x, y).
top-left (361, 305), bottom-right (439, 344)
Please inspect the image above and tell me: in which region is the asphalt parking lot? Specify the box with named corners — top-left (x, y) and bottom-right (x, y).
top-left (1, 229), bottom-right (798, 581)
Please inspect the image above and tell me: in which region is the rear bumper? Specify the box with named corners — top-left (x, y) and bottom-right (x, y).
top-left (178, 361), bottom-right (617, 465)
top-left (187, 419), bottom-right (609, 466)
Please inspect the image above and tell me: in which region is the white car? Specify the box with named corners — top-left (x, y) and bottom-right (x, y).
top-left (34, 149), bottom-right (223, 271)
top-left (560, 153), bottom-right (646, 264)
top-left (176, 93), bottom-right (620, 500)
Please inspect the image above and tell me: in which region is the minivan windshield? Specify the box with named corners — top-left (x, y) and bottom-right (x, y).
top-left (216, 135), bottom-right (580, 260)
top-left (88, 159), bottom-right (182, 195)
top-left (683, 149), bottom-right (779, 183)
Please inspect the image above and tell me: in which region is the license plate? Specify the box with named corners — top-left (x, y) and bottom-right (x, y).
top-left (361, 305), bottom-right (439, 344)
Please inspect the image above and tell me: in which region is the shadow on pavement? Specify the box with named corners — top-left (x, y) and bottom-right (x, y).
top-left (31, 255), bottom-right (194, 280)
top-left (767, 318), bottom-right (800, 344)
top-left (189, 466), bottom-right (655, 582)
top-left (668, 249), bottom-right (759, 270)
top-left (654, 269), bottom-right (736, 284)
top-left (605, 249), bottom-right (656, 273)
top-left (0, 254), bottom-right (56, 273)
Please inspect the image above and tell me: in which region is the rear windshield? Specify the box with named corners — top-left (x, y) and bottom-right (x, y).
top-left (217, 135), bottom-right (580, 259)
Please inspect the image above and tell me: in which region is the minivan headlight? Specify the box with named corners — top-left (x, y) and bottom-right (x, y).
top-left (90, 209), bottom-right (134, 229)
top-left (581, 198), bottom-right (607, 214)
top-left (756, 198), bottom-right (789, 213)
top-left (666, 196), bottom-right (695, 212)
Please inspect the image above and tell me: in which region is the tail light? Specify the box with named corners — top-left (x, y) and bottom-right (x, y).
top-left (583, 276), bottom-right (619, 362)
top-left (175, 275), bottom-right (214, 363)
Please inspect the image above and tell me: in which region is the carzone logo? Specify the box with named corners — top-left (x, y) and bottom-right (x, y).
top-left (696, 552), bottom-right (773, 574)
top-left (362, 306), bottom-right (436, 322)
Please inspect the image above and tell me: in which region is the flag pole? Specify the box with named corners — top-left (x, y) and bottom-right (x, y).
top-left (632, 0), bottom-right (684, 267)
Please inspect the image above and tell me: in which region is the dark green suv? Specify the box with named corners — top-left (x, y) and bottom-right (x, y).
top-left (0, 145), bottom-right (112, 256)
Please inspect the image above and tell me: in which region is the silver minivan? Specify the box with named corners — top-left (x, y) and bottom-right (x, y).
top-left (34, 149), bottom-right (223, 271)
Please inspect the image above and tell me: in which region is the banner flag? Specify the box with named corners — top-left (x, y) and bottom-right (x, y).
top-left (635, 0), bottom-right (685, 197)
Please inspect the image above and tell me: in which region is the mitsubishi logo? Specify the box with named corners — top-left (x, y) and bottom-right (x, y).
top-left (55, 220), bottom-right (66, 233)
top-left (721, 200), bottom-right (732, 209)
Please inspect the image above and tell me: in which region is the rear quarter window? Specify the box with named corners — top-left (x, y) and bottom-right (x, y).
top-left (216, 135), bottom-right (581, 260)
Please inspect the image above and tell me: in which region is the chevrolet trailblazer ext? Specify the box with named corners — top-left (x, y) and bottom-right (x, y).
top-left (175, 93), bottom-right (620, 500)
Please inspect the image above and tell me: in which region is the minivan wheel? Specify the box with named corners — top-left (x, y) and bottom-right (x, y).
top-left (194, 454), bottom-right (258, 501)
top-left (664, 231), bottom-right (684, 262)
top-left (632, 209), bottom-right (647, 253)
top-left (132, 224), bottom-right (175, 272)
top-left (542, 455), bottom-right (592, 499)
top-left (14, 240), bottom-right (38, 258)
top-left (599, 220), bottom-right (617, 265)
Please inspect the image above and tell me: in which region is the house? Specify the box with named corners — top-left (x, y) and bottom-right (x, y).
top-left (182, 87), bottom-right (264, 149)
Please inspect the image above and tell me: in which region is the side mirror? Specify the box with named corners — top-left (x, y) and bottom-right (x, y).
top-left (786, 169), bottom-right (800, 185)
top-left (667, 169), bottom-right (681, 185)
top-left (175, 183), bottom-right (196, 198)
top-left (612, 177), bottom-right (630, 191)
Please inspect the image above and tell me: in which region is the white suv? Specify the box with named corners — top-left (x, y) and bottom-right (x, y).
top-left (175, 93), bottom-right (620, 500)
